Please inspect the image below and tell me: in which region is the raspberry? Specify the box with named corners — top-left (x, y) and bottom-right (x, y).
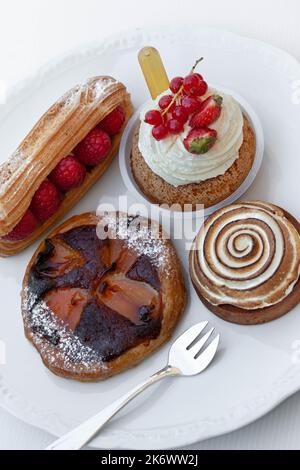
top-left (99, 105), bottom-right (125, 136)
top-left (74, 128), bottom-right (111, 166)
top-left (30, 180), bottom-right (62, 222)
top-left (3, 210), bottom-right (38, 241)
top-left (49, 155), bottom-right (86, 192)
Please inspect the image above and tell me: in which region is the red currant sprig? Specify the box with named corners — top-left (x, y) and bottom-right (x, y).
top-left (144, 57), bottom-right (208, 140)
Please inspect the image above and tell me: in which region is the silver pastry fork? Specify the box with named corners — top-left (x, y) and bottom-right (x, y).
top-left (46, 321), bottom-right (220, 450)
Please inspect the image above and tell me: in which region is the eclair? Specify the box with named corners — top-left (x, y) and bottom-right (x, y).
top-left (190, 201), bottom-right (300, 324)
top-left (0, 76), bottom-right (133, 256)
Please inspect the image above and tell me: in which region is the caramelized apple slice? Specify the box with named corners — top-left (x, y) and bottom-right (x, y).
top-left (44, 287), bottom-right (89, 330)
top-left (100, 239), bottom-right (138, 273)
top-left (41, 236), bottom-right (161, 331)
top-left (97, 273), bottom-right (160, 325)
top-left (100, 239), bottom-right (123, 267)
top-left (38, 237), bottom-right (85, 278)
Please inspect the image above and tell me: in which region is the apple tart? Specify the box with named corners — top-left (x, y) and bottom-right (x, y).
top-left (22, 212), bottom-right (186, 380)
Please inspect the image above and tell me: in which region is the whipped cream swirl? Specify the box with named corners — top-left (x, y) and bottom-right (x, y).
top-left (190, 201), bottom-right (300, 309)
top-left (138, 88), bottom-right (244, 187)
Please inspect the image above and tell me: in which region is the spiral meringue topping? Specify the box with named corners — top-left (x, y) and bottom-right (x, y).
top-left (190, 201), bottom-right (300, 309)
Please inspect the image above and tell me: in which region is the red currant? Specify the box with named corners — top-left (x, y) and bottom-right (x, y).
top-left (183, 73), bottom-right (203, 94)
top-left (193, 80), bottom-right (208, 97)
top-left (170, 76), bottom-right (184, 93)
top-left (194, 73), bottom-right (203, 81)
top-left (172, 106), bottom-right (188, 123)
top-left (181, 95), bottom-right (202, 114)
top-left (158, 94), bottom-right (175, 111)
top-left (145, 110), bottom-right (162, 126)
top-left (167, 119), bottom-right (184, 134)
top-left (152, 124), bottom-right (168, 140)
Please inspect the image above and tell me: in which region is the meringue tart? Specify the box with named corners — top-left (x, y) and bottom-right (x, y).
top-left (21, 212), bottom-right (186, 381)
top-left (190, 201), bottom-right (300, 325)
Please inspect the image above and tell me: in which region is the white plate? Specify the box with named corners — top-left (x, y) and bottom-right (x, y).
top-left (119, 86), bottom-right (264, 218)
top-left (1, 26), bottom-right (300, 450)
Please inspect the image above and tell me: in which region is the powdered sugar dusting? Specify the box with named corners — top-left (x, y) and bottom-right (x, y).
top-left (97, 213), bottom-right (173, 275)
top-left (22, 288), bottom-right (104, 373)
top-left (62, 77), bottom-right (116, 108)
top-left (61, 84), bottom-right (81, 109)
top-left (0, 150), bottom-right (26, 191)
top-left (92, 77), bottom-right (116, 100)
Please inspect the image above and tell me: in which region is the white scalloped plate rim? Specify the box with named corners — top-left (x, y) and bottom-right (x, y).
top-left (1, 26), bottom-right (300, 450)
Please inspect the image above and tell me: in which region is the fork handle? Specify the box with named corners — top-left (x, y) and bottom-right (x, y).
top-left (46, 365), bottom-right (179, 450)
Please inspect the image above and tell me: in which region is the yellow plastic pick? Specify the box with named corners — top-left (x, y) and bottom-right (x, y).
top-left (138, 47), bottom-right (170, 99)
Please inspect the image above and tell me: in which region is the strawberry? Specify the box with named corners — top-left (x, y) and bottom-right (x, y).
top-left (30, 180), bottom-right (62, 221)
top-left (190, 95), bottom-right (223, 128)
top-left (99, 105), bottom-right (125, 136)
top-left (3, 210), bottom-right (38, 241)
top-left (74, 128), bottom-right (111, 166)
top-left (49, 155), bottom-right (86, 192)
top-left (184, 128), bottom-right (217, 154)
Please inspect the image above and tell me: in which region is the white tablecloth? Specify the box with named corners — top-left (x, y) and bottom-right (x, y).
top-left (1, 0), bottom-right (300, 450)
